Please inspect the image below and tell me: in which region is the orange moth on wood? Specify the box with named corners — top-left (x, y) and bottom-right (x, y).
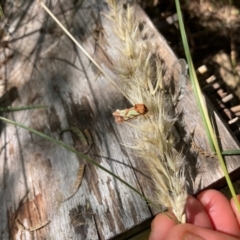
top-left (112, 104), bottom-right (148, 123)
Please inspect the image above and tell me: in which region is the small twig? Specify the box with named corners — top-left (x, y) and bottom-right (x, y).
top-left (190, 132), bottom-right (216, 158)
top-left (15, 219), bottom-right (50, 232)
top-left (61, 164), bottom-right (85, 203)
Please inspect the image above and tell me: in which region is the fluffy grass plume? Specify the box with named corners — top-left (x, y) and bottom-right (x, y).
top-left (106, 0), bottom-right (187, 223)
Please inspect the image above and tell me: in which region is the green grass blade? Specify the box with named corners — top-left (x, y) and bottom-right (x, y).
top-left (0, 5), bottom-right (4, 19)
top-left (175, 0), bottom-right (214, 151)
top-left (0, 105), bottom-right (47, 112)
top-left (0, 116), bottom-right (159, 209)
top-left (175, 0), bottom-right (240, 212)
top-left (222, 150), bottom-right (240, 156)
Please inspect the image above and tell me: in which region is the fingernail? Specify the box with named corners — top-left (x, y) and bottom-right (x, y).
top-left (182, 232), bottom-right (206, 240)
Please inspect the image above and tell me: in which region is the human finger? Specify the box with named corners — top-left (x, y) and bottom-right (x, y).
top-left (186, 195), bottom-right (213, 228)
top-left (163, 223), bottom-right (240, 240)
top-left (197, 189), bottom-right (240, 237)
top-left (148, 212), bottom-right (177, 240)
top-left (230, 194), bottom-right (240, 225)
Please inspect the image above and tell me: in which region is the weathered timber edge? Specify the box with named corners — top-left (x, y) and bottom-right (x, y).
top-left (0, 1), bottom-right (239, 239)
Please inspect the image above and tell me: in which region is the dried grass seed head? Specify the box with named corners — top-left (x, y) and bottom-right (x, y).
top-left (106, 0), bottom-right (188, 223)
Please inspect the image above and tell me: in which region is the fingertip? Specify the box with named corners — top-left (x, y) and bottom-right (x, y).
top-left (196, 189), bottom-right (228, 213)
top-left (230, 194), bottom-right (240, 224)
top-left (186, 195), bottom-right (213, 228)
top-left (197, 189), bottom-right (240, 236)
top-left (149, 212), bottom-right (177, 240)
top-left (197, 189), bottom-right (221, 201)
top-left (164, 223), bottom-right (240, 240)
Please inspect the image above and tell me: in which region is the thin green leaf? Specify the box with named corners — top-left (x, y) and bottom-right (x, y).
top-left (60, 127), bottom-right (88, 146)
top-left (0, 116), bottom-right (159, 210)
top-left (175, 0), bottom-right (213, 151)
top-left (0, 5), bottom-right (4, 19)
top-left (0, 105), bottom-right (47, 112)
top-left (175, 0), bottom-right (240, 212)
top-left (222, 150), bottom-right (240, 156)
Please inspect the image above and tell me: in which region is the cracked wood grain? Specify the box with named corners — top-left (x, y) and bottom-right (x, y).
top-left (0, 0), bottom-right (239, 239)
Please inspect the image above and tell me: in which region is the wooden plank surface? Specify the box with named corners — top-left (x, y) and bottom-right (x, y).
top-left (0, 1), bottom-right (239, 239)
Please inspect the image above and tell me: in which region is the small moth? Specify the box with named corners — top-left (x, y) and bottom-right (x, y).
top-left (113, 104), bottom-right (148, 123)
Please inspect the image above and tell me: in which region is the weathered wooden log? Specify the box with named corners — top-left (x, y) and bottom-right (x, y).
top-left (0, 1), bottom-right (239, 239)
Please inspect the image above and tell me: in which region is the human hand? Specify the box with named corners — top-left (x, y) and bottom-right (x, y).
top-left (149, 189), bottom-right (240, 240)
